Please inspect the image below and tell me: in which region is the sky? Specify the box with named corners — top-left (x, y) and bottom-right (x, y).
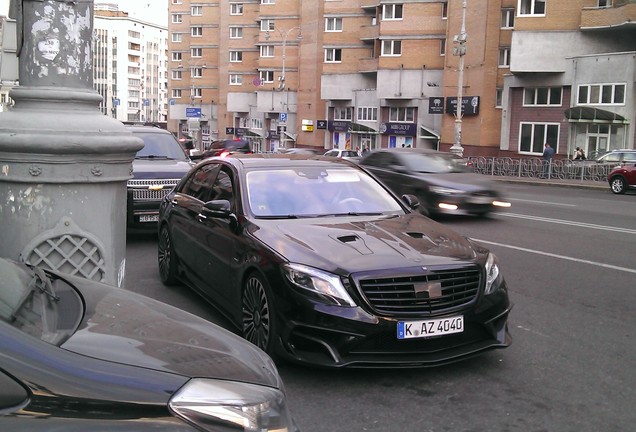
top-left (0, 0), bottom-right (168, 26)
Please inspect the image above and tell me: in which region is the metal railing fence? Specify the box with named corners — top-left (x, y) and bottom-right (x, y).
top-left (467, 157), bottom-right (616, 182)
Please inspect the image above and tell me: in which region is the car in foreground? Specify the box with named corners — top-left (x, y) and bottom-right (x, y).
top-left (359, 148), bottom-right (510, 217)
top-left (157, 154), bottom-right (512, 368)
top-left (607, 161), bottom-right (636, 194)
top-left (126, 124), bottom-right (193, 231)
top-left (0, 258), bottom-right (296, 430)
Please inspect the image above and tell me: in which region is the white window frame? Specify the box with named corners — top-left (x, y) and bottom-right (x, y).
top-left (519, 122), bottom-right (560, 154)
top-left (577, 83), bottom-right (626, 106)
top-left (191, 47), bottom-right (202, 57)
top-left (230, 4), bottom-right (243, 15)
top-left (172, 0), bottom-right (182, 4)
top-left (230, 51), bottom-right (243, 62)
top-left (191, 27), bottom-right (203, 37)
top-left (389, 107), bottom-right (415, 122)
top-left (229, 74), bottom-right (243, 85)
top-left (172, 89), bottom-right (182, 98)
top-left (324, 48), bottom-right (342, 63)
top-left (261, 0), bottom-right (275, 4)
top-left (172, 52), bottom-right (183, 61)
top-left (523, 87), bottom-right (563, 106)
top-left (381, 40), bottom-right (402, 56)
top-left (439, 38), bottom-right (446, 56)
top-left (251, 118), bottom-right (263, 129)
top-left (260, 45), bottom-right (274, 58)
top-left (191, 67), bottom-right (203, 78)
top-left (382, 4), bottom-right (403, 20)
top-left (496, 88), bottom-right (503, 108)
top-left (261, 19), bottom-right (275, 31)
top-left (191, 87), bottom-right (202, 99)
top-left (517, 0), bottom-right (546, 16)
top-left (172, 33), bottom-right (183, 43)
top-left (498, 47), bottom-right (511, 67)
top-left (334, 107), bottom-right (353, 120)
top-left (357, 107), bottom-right (378, 122)
top-left (172, 70), bottom-right (182, 80)
top-left (230, 27), bottom-right (243, 39)
top-left (172, 14), bottom-right (183, 24)
top-left (325, 17), bottom-right (343, 32)
top-left (260, 70), bottom-right (274, 83)
top-left (191, 6), bottom-right (203, 16)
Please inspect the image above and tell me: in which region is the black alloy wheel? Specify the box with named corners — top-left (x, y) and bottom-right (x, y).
top-left (610, 176), bottom-right (627, 194)
top-left (242, 273), bottom-right (276, 356)
top-left (158, 225), bottom-right (179, 285)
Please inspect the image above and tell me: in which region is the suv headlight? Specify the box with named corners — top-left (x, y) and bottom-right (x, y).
top-left (282, 263), bottom-right (356, 307)
top-left (484, 252), bottom-right (503, 295)
top-left (170, 379), bottom-right (296, 432)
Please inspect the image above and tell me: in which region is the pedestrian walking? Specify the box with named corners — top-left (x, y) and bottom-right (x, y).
top-left (542, 143), bottom-right (555, 178)
top-left (573, 147), bottom-right (586, 160)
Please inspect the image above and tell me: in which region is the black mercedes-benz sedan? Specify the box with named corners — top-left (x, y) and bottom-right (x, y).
top-left (0, 258), bottom-right (296, 431)
top-left (157, 154), bottom-right (512, 368)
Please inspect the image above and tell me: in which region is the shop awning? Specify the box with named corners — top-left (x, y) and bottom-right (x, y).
top-left (418, 125), bottom-right (440, 139)
top-left (349, 122), bottom-right (379, 134)
top-left (564, 107), bottom-right (628, 124)
top-left (281, 131), bottom-right (297, 142)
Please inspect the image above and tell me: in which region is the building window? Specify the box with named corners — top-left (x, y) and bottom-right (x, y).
top-left (172, 14), bottom-right (183, 23)
top-left (261, 19), bottom-right (275, 31)
top-left (389, 107), bottom-right (415, 122)
top-left (191, 6), bottom-right (202, 15)
top-left (172, 52), bottom-right (182, 61)
top-left (498, 47), bottom-right (511, 67)
top-left (324, 48), bottom-right (342, 63)
top-left (501, 8), bottom-right (515, 28)
top-left (260, 45), bottom-right (274, 57)
top-left (442, 2), bottom-right (448, 19)
top-left (172, 89), bottom-right (182, 98)
top-left (325, 17), bottom-right (343, 32)
top-left (172, 70), bottom-right (182, 80)
top-left (191, 47), bottom-right (202, 57)
top-left (251, 118), bottom-right (263, 129)
top-left (261, 0), bottom-right (275, 4)
top-left (230, 4), bottom-right (243, 15)
top-left (334, 107), bottom-right (353, 120)
top-left (260, 70), bottom-right (274, 83)
top-left (496, 88), bottom-right (503, 108)
top-left (440, 38), bottom-right (446, 56)
top-left (229, 74), bottom-right (242, 85)
top-left (191, 67), bottom-right (203, 78)
top-left (230, 27), bottom-right (243, 38)
top-left (577, 83), bottom-right (625, 105)
top-left (172, 0), bottom-right (182, 4)
top-left (382, 4), bottom-right (403, 20)
top-left (524, 87), bottom-right (562, 106)
top-left (520, 122), bottom-right (559, 154)
top-left (191, 27), bottom-right (203, 37)
top-left (518, 0), bottom-right (545, 16)
top-left (381, 40), bottom-right (402, 56)
top-left (357, 107), bottom-right (378, 121)
top-left (230, 51), bottom-right (243, 62)
top-left (172, 33), bottom-right (183, 43)
top-left (191, 87), bottom-right (202, 99)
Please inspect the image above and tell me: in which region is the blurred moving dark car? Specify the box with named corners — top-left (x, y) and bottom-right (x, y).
top-left (359, 148), bottom-right (510, 217)
top-left (282, 148), bottom-right (322, 155)
top-left (126, 124), bottom-right (193, 231)
top-left (607, 161), bottom-right (636, 194)
top-left (196, 138), bottom-right (253, 160)
top-left (157, 154), bottom-right (512, 368)
top-left (0, 258), bottom-right (296, 431)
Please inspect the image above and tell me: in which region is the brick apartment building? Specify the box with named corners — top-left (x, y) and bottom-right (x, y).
top-left (167, 0), bottom-right (635, 158)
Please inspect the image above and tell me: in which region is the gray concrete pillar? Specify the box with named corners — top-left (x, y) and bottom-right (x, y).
top-left (0, 0), bottom-right (143, 287)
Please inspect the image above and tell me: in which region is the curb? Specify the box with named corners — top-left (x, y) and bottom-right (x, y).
top-left (491, 177), bottom-right (608, 190)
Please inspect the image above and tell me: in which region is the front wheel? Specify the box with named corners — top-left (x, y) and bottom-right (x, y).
top-left (158, 225), bottom-right (179, 285)
top-left (610, 176), bottom-right (627, 194)
top-left (242, 273), bottom-right (278, 357)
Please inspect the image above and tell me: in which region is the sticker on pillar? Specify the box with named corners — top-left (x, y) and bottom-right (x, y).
top-left (38, 39), bottom-right (60, 62)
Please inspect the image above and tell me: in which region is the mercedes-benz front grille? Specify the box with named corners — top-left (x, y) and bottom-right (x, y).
top-left (355, 266), bottom-right (481, 316)
top-left (127, 179), bottom-right (179, 201)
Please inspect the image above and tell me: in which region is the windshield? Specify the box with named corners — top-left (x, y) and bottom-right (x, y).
top-left (402, 152), bottom-right (471, 173)
top-left (0, 260), bottom-right (82, 345)
top-left (246, 167), bottom-right (404, 217)
top-left (135, 132), bottom-right (190, 161)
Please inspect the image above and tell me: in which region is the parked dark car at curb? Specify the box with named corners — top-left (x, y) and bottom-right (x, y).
top-left (359, 148), bottom-right (510, 217)
top-left (608, 161), bottom-right (636, 194)
top-left (157, 154), bottom-right (513, 368)
top-left (0, 258), bottom-right (297, 431)
top-left (126, 124), bottom-right (193, 231)
top-left (195, 138), bottom-right (253, 160)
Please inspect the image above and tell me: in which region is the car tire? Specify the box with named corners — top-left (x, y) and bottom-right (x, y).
top-left (242, 272), bottom-right (277, 357)
top-left (158, 224), bottom-right (179, 286)
top-left (609, 176), bottom-right (627, 194)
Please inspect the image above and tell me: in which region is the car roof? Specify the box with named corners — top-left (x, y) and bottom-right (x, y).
top-left (206, 153), bottom-right (357, 169)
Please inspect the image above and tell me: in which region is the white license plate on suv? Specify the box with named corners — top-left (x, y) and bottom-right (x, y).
top-left (139, 215), bottom-right (159, 223)
top-left (397, 316), bottom-right (464, 340)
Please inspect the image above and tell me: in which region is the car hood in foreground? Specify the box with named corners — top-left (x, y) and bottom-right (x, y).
top-left (60, 274), bottom-right (280, 389)
top-left (250, 212), bottom-right (478, 272)
top-left (132, 159), bottom-right (193, 179)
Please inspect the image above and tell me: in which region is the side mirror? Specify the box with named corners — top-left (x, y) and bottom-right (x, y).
top-left (401, 194), bottom-right (420, 210)
top-left (200, 200), bottom-right (232, 219)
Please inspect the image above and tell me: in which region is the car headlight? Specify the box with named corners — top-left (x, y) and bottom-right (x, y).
top-left (169, 379), bottom-right (296, 432)
top-left (282, 263), bottom-right (356, 307)
top-left (484, 252), bottom-right (503, 295)
top-left (429, 186), bottom-right (463, 195)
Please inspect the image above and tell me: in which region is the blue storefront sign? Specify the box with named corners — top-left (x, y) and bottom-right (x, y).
top-left (380, 123), bottom-right (418, 136)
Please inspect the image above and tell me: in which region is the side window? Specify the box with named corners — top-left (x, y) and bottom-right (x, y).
top-left (623, 153), bottom-right (636, 162)
top-left (209, 169), bottom-right (234, 204)
top-left (181, 164), bottom-right (220, 201)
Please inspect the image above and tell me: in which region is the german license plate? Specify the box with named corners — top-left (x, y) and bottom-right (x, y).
top-left (397, 316), bottom-right (464, 340)
top-left (139, 214), bottom-right (159, 223)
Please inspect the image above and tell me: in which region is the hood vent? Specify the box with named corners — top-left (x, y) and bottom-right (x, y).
top-left (332, 234), bottom-right (373, 255)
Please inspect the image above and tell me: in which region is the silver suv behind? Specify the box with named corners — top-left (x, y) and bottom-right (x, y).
top-left (595, 149), bottom-right (636, 164)
top-left (126, 124), bottom-right (193, 231)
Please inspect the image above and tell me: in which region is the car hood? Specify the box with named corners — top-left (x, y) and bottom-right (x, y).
top-left (132, 159), bottom-right (193, 179)
top-left (60, 274), bottom-right (280, 389)
top-left (250, 212), bottom-right (478, 273)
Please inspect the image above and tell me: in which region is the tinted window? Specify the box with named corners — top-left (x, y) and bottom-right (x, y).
top-left (180, 164), bottom-right (220, 201)
top-left (209, 170), bottom-right (234, 203)
top-left (135, 132), bottom-right (190, 161)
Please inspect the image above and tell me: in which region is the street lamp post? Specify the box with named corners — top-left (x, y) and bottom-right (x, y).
top-left (450, 0), bottom-right (467, 157)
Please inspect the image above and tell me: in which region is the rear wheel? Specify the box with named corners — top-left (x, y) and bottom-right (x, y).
top-left (242, 272), bottom-right (277, 356)
top-left (610, 176), bottom-right (627, 194)
top-left (158, 225), bottom-right (179, 285)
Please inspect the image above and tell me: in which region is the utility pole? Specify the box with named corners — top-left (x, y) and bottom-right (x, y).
top-left (450, 0), bottom-right (467, 157)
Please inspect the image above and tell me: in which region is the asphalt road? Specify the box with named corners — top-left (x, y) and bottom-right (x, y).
top-left (125, 183), bottom-right (636, 432)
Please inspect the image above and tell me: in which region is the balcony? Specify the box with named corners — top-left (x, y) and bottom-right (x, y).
top-left (358, 57), bottom-right (378, 73)
top-left (359, 0), bottom-right (379, 10)
top-left (359, 24), bottom-right (379, 41)
top-left (580, 1), bottom-right (636, 30)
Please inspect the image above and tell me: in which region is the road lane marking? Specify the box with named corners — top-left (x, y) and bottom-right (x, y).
top-left (474, 238), bottom-right (636, 275)
top-left (508, 198), bottom-right (576, 207)
top-left (500, 212), bottom-right (636, 235)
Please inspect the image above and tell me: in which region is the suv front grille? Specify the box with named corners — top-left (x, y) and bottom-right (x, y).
top-left (355, 266), bottom-right (481, 316)
top-left (127, 179), bottom-right (179, 201)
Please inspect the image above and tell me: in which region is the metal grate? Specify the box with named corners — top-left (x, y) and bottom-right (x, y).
top-left (356, 266), bottom-right (481, 316)
top-left (127, 179), bottom-right (179, 201)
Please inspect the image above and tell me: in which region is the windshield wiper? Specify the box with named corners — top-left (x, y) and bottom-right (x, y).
top-left (135, 155), bottom-right (174, 160)
top-left (30, 266), bottom-right (59, 303)
top-left (255, 214), bottom-right (299, 219)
